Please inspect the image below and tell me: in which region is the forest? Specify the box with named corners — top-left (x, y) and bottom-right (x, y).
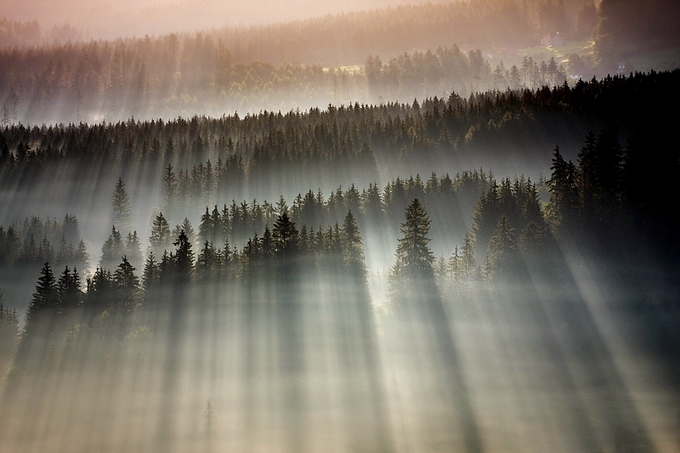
top-left (1, 0), bottom-right (680, 452)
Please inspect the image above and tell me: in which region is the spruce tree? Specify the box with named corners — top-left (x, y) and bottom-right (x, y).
top-left (23, 262), bottom-right (59, 340)
top-left (112, 177), bottom-right (132, 233)
top-left (392, 199), bottom-right (434, 280)
top-left (113, 256), bottom-right (140, 314)
top-left (485, 215), bottom-right (520, 279)
top-left (548, 145), bottom-right (578, 238)
top-left (0, 292), bottom-right (19, 373)
top-left (341, 210), bottom-right (367, 279)
top-left (57, 265), bottom-right (82, 316)
top-left (173, 230), bottom-right (194, 282)
top-left (388, 199), bottom-right (436, 315)
top-left (272, 212), bottom-right (299, 256)
top-left (149, 212), bottom-right (172, 257)
top-left (125, 231), bottom-right (143, 271)
top-left (142, 249), bottom-right (159, 291)
top-left (163, 163), bottom-right (178, 215)
top-left (101, 226), bottom-right (125, 271)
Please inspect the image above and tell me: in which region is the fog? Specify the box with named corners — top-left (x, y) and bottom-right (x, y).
top-left (1, 1), bottom-right (680, 452)
top-left (2, 246), bottom-right (678, 452)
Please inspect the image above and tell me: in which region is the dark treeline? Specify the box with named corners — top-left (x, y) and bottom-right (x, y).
top-left (2, 70), bottom-right (678, 228)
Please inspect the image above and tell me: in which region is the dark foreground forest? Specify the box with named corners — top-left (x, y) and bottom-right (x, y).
top-left (0, 69), bottom-right (679, 452)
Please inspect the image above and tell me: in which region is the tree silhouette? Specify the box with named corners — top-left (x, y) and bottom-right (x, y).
top-left (112, 177), bottom-right (132, 233)
top-left (388, 199), bottom-right (436, 316)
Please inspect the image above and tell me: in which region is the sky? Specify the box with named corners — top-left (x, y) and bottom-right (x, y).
top-left (1, 0), bottom-right (437, 39)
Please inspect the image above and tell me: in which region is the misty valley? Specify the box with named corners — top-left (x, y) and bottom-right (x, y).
top-left (1, 1), bottom-right (680, 452)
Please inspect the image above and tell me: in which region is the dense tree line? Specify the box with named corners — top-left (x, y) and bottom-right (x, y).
top-left (365, 47), bottom-right (567, 102)
top-left (2, 70), bottom-right (677, 227)
top-left (0, 214), bottom-right (89, 272)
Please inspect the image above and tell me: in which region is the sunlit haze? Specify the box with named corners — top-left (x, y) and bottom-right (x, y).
top-left (1, 1), bottom-right (679, 452)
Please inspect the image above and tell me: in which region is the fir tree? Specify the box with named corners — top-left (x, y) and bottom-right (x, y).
top-left (112, 177), bottom-right (132, 233)
top-left (149, 212), bottom-right (172, 257)
top-left (272, 212), bottom-right (299, 257)
top-left (101, 226), bottom-right (125, 271)
top-left (0, 292), bottom-right (19, 374)
top-left (388, 199), bottom-right (436, 315)
top-left (57, 265), bottom-right (82, 316)
top-left (163, 163), bottom-right (178, 215)
top-left (125, 231), bottom-right (143, 271)
top-left (173, 230), bottom-right (194, 281)
top-left (548, 145), bottom-right (578, 238)
top-left (24, 262), bottom-right (59, 339)
top-left (485, 215), bottom-right (520, 279)
top-left (392, 199), bottom-right (434, 280)
top-left (341, 210), bottom-right (367, 279)
top-left (113, 256), bottom-right (140, 314)
top-left (142, 249), bottom-right (160, 291)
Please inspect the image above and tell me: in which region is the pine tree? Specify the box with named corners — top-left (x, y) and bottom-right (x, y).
top-left (112, 177), bottom-right (132, 233)
top-left (485, 215), bottom-right (520, 279)
top-left (125, 231), bottom-right (143, 271)
top-left (548, 145), bottom-right (578, 238)
top-left (172, 218), bottom-right (196, 248)
top-left (272, 212), bottom-right (299, 256)
top-left (163, 163), bottom-right (178, 215)
top-left (198, 207), bottom-right (214, 246)
top-left (388, 199), bottom-right (436, 315)
top-left (113, 256), bottom-right (140, 313)
top-left (149, 212), bottom-right (172, 257)
top-left (24, 262), bottom-right (59, 339)
top-left (57, 265), bottom-right (82, 316)
top-left (392, 199), bottom-right (434, 279)
top-left (142, 249), bottom-right (159, 291)
top-left (0, 292), bottom-right (19, 374)
top-left (341, 210), bottom-right (367, 279)
top-left (173, 230), bottom-right (194, 281)
top-left (101, 226), bottom-right (125, 270)
top-left (74, 239), bottom-right (90, 277)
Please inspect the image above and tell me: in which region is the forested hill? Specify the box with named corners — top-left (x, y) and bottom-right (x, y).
top-left (1, 69), bottom-right (677, 200)
top-left (0, 0), bottom-right (599, 124)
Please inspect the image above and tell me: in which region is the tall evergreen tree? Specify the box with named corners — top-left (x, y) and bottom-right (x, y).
top-left (163, 163), bottom-right (178, 216)
top-left (388, 199), bottom-right (436, 315)
top-left (112, 177), bottom-right (132, 233)
top-left (142, 249), bottom-right (160, 292)
top-left (0, 292), bottom-right (19, 374)
top-left (392, 199), bottom-right (435, 280)
top-left (100, 226), bottom-right (125, 271)
top-left (173, 230), bottom-right (194, 282)
top-left (485, 215), bottom-right (520, 279)
top-left (113, 256), bottom-right (140, 314)
top-left (57, 265), bottom-right (82, 316)
top-left (125, 231), bottom-right (143, 271)
top-left (341, 210), bottom-right (367, 279)
top-left (23, 262), bottom-right (59, 340)
top-left (149, 212), bottom-right (172, 257)
top-left (272, 212), bottom-right (299, 257)
top-left (548, 145), bottom-right (578, 238)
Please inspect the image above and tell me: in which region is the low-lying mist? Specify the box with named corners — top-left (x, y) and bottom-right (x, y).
top-left (2, 244), bottom-right (679, 453)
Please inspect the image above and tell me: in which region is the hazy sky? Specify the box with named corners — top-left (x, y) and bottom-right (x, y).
top-left (2, 0), bottom-right (438, 39)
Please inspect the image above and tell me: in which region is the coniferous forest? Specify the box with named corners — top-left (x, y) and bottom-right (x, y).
top-left (1, 1), bottom-right (680, 452)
